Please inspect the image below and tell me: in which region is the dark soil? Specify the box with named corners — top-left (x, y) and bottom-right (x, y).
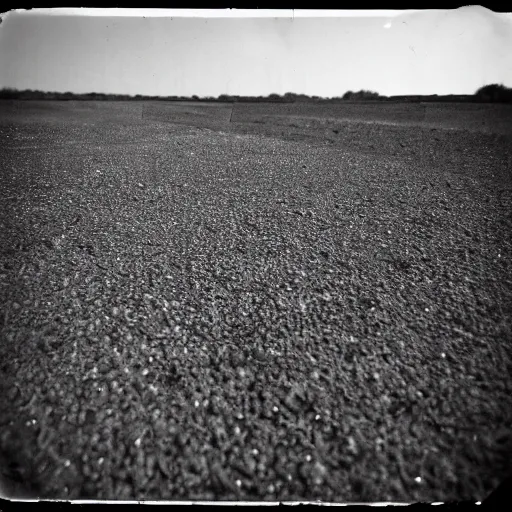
top-left (0, 100), bottom-right (511, 502)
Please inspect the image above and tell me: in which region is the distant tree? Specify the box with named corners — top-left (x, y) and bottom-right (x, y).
top-left (0, 87), bottom-right (19, 99)
top-left (267, 93), bottom-right (282, 102)
top-left (474, 84), bottom-right (512, 103)
top-left (218, 94), bottom-right (234, 102)
top-left (283, 92), bottom-right (298, 102)
top-left (343, 89), bottom-right (380, 100)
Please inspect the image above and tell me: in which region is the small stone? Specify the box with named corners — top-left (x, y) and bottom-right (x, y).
top-left (253, 348), bottom-right (266, 362)
top-left (36, 338), bottom-right (50, 353)
top-left (347, 436), bottom-right (358, 455)
top-left (98, 361), bottom-right (109, 374)
top-left (84, 409), bottom-right (96, 426)
top-left (311, 461), bottom-right (327, 485)
top-left (7, 387), bottom-right (20, 401)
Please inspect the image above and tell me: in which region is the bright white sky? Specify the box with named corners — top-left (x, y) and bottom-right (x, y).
top-left (0, 7), bottom-right (511, 97)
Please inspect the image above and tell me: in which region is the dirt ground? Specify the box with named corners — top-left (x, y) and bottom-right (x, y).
top-left (1, 100), bottom-right (511, 502)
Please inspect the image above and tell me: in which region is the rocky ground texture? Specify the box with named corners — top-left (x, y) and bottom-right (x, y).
top-left (0, 101), bottom-right (511, 502)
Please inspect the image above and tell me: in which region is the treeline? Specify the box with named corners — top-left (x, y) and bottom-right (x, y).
top-left (0, 88), bottom-right (379, 103)
top-left (1, 85), bottom-right (511, 103)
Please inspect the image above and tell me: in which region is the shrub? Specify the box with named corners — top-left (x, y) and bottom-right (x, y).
top-left (0, 87), bottom-right (20, 99)
top-left (283, 92), bottom-right (298, 102)
top-left (218, 94), bottom-right (235, 102)
top-left (474, 84), bottom-right (512, 103)
top-left (267, 93), bottom-right (285, 102)
top-left (343, 89), bottom-right (381, 100)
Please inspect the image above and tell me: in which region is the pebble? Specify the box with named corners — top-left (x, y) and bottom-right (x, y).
top-left (303, 461), bottom-right (327, 485)
top-left (98, 362), bottom-right (109, 374)
top-left (7, 386), bottom-right (20, 401)
top-left (84, 409), bottom-right (96, 425)
top-left (253, 348), bottom-right (266, 362)
top-left (347, 436), bottom-right (358, 455)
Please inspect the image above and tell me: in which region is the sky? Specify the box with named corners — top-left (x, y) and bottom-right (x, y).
top-left (0, 7), bottom-right (511, 98)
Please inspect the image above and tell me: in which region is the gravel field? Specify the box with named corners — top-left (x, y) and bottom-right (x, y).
top-left (0, 100), bottom-right (511, 502)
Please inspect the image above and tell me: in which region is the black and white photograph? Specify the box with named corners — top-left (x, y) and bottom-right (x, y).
top-left (0, 7), bottom-right (511, 504)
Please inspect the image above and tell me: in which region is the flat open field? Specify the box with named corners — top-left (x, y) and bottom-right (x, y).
top-left (1, 100), bottom-right (511, 502)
